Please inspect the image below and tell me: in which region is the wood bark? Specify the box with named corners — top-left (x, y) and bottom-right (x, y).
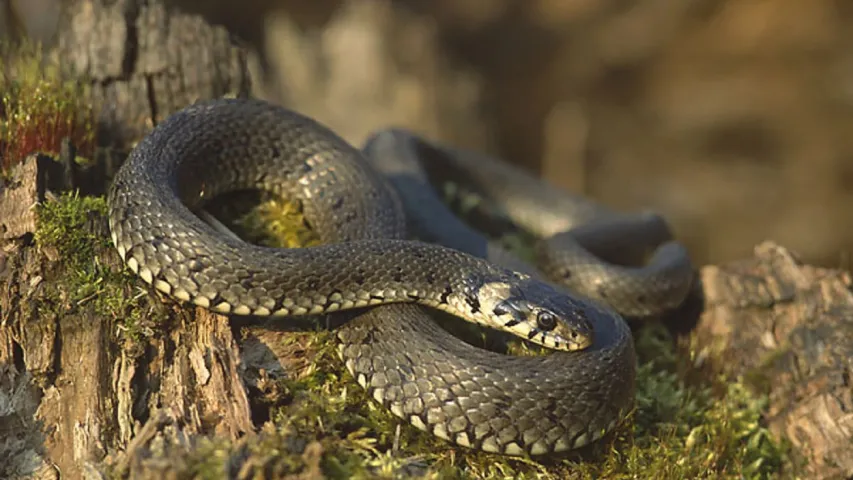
top-left (1, 0), bottom-right (253, 477)
top-left (0, 156), bottom-right (326, 479)
top-left (55, 0), bottom-right (251, 153)
top-left (692, 243), bottom-right (853, 479)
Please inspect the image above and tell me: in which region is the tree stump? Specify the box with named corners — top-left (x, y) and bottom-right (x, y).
top-left (55, 0), bottom-right (251, 152)
top-left (692, 243), bottom-right (853, 479)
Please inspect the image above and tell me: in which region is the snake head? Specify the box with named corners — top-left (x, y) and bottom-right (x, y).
top-left (484, 280), bottom-right (595, 351)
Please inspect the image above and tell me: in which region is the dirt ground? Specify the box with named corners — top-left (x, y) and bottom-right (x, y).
top-left (5, 0), bottom-right (853, 269)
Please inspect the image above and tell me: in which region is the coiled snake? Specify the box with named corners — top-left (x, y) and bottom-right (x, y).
top-left (107, 98), bottom-right (694, 456)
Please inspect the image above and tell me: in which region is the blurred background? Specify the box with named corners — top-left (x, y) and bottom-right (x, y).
top-left (4, 0), bottom-right (853, 270)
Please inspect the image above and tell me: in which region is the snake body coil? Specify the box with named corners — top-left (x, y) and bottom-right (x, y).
top-left (107, 98), bottom-right (691, 456)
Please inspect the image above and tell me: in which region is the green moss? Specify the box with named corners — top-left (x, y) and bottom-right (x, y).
top-left (240, 199), bottom-right (320, 248)
top-left (252, 325), bottom-right (786, 479)
top-left (34, 190), bottom-right (107, 258)
top-left (35, 191), bottom-right (161, 342)
top-left (561, 326), bottom-right (787, 479)
top-left (0, 40), bottom-right (95, 171)
top-left (264, 332), bottom-right (438, 478)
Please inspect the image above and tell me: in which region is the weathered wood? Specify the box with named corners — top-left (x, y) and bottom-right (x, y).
top-left (0, 159), bottom-right (265, 478)
top-left (0, 155), bottom-right (329, 478)
top-left (0, 156), bottom-right (41, 240)
top-left (0, 1), bottom-right (255, 477)
top-left (54, 0), bottom-right (250, 150)
top-left (692, 242), bottom-right (853, 479)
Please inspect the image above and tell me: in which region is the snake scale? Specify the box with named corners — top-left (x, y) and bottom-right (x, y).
top-left (107, 97), bottom-right (694, 456)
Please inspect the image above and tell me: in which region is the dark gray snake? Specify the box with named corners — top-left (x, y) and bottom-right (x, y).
top-left (107, 98), bottom-right (694, 456)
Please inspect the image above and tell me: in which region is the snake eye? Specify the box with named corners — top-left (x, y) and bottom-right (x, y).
top-left (536, 311), bottom-right (557, 331)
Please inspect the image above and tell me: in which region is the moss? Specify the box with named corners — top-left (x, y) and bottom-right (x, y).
top-left (264, 332), bottom-right (439, 478)
top-left (205, 191), bottom-right (322, 249)
top-left (560, 325), bottom-right (787, 479)
top-left (34, 191), bottom-right (162, 343)
top-left (0, 40), bottom-right (95, 171)
top-left (34, 190), bottom-right (107, 259)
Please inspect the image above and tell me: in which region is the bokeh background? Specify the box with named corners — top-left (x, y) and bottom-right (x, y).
top-left (4, 0), bottom-right (853, 269)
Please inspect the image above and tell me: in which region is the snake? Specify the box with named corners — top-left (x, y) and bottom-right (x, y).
top-left (106, 97), bottom-right (694, 456)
